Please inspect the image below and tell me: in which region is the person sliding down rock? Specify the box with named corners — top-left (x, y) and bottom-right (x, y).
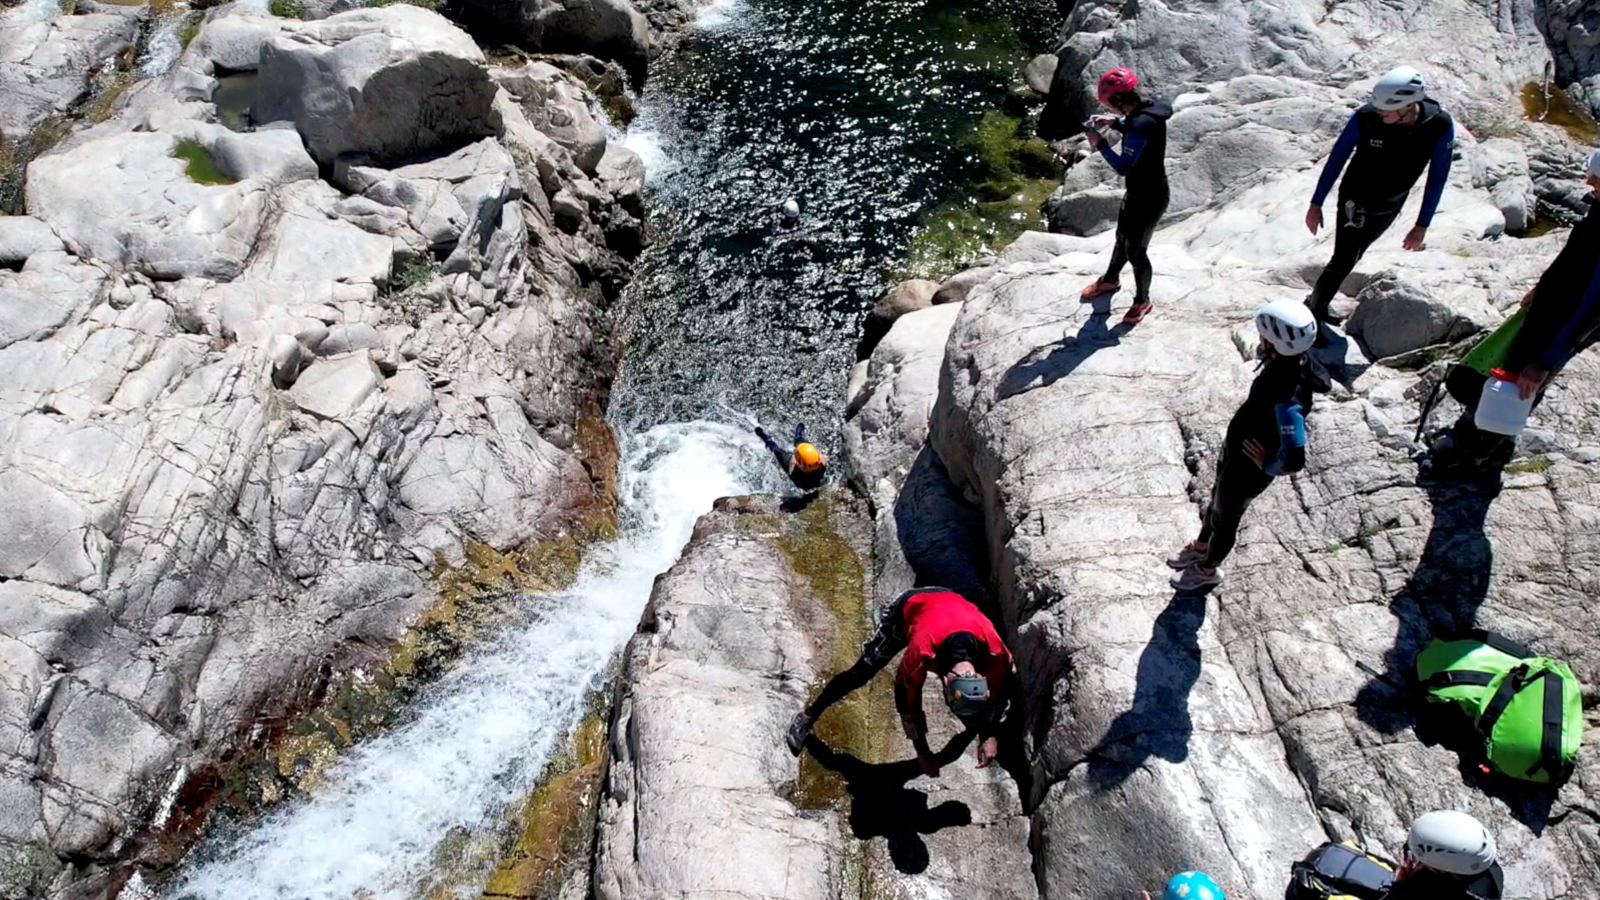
top-left (1437, 148), bottom-right (1600, 474)
top-left (785, 587), bottom-right (1015, 778)
top-left (1304, 65), bottom-right (1455, 342)
top-left (1169, 300), bottom-right (1328, 592)
top-left (1078, 66), bottom-right (1172, 326)
top-left (755, 423), bottom-right (827, 491)
top-left (1389, 810), bottom-right (1503, 900)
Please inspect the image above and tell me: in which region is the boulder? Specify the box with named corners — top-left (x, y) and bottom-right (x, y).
top-left (210, 128), bottom-right (319, 185)
top-left (1474, 137), bottom-right (1537, 234)
top-left (855, 278), bottom-right (938, 359)
top-left (254, 5), bottom-right (500, 168)
top-left (0, 8), bottom-right (143, 141)
top-left (0, 214), bottom-right (64, 266)
top-left (456, 0), bottom-right (649, 87)
top-left (1345, 274), bottom-right (1499, 360)
top-left (185, 4), bottom-right (285, 71)
top-left (1024, 52), bottom-right (1057, 96)
top-left (288, 351), bottom-right (381, 420)
top-left (495, 62), bottom-right (607, 174)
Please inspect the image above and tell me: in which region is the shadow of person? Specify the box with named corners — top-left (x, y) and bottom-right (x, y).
top-left (997, 299), bottom-right (1129, 401)
top-left (1085, 590), bottom-right (1207, 792)
top-left (803, 731), bottom-right (976, 874)
top-left (1353, 471), bottom-right (1556, 832)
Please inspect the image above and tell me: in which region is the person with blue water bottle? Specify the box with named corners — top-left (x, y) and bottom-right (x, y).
top-left (1168, 300), bottom-right (1328, 592)
top-left (1143, 870), bottom-right (1225, 900)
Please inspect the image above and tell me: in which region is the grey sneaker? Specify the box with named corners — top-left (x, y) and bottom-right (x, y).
top-left (785, 711), bottom-right (813, 756)
top-left (1171, 564), bottom-right (1224, 592)
top-left (1165, 546), bottom-right (1206, 569)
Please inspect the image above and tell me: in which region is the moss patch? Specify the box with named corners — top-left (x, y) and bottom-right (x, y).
top-left (267, 0), bottom-right (305, 18)
top-left (1521, 81), bottom-right (1600, 145)
top-left (172, 138), bottom-right (235, 185)
top-left (902, 110), bottom-right (1060, 280)
top-left (1505, 455), bottom-right (1553, 475)
top-left (480, 697), bottom-right (610, 898)
top-left (0, 116), bottom-right (72, 215)
top-left (771, 496), bottom-right (888, 812)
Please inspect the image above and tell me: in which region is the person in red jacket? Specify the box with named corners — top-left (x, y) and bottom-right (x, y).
top-left (785, 587), bottom-right (1014, 777)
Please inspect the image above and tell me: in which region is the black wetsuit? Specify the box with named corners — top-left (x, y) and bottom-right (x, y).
top-left (1201, 355), bottom-right (1327, 568)
top-left (1097, 98), bottom-right (1173, 305)
top-left (1308, 99), bottom-right (1455, 320)
top-left (760, 423), bottom-right (825, 491)
top-left (1385, 864), bottom-right (1503, 900)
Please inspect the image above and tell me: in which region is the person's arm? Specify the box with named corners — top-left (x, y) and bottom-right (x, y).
top-left (1260, 401), bottom-right (1308, 476)
top-left (1415, 119), bottom-right (1456, 228)
top-left (1537, 262), bottom-right (1600, 371)
top-left (1098, 128), bottom-right (1148, 175)
top-left (1311, 113), bottom-right (1360, 207)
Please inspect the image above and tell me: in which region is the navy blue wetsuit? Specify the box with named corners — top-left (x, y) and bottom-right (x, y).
top-left (1098, 98), bottom-right (1173, 305)
top-left (1308, 99), bottom-right (1455, 320)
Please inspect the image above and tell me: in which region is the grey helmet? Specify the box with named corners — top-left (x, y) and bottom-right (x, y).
top-left (1372, 65), bottom-right (1426, 111)
top-left (1586, 148), bottom-right (1600, 179)
top-left (944, 672), bottom-right (990, 716)
top-left (781, 198), bottom-right (801, 219)
top-left (1407, 810), bottom-right (1497, 876)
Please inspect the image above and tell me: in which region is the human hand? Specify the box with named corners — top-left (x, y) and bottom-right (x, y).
top-left (1089, 114), bottom-right (1117, 127)
top-left (1141, 893), bottom-right (1155, 900)
top-left (917, 752), bottom-right (941, 778)
top-left (976, 737), bottom-right (999, 768)
top-left (1402, 225), bottom-right (1427, 251)
top-left (1085, 129), bottom-right (1104, 150)
top-left (1305, 205), bottom-right (1323, 235)
top-left (1520, 286), bottom-right (1536, 308)
top-left (1516, 364), bottom-right (1548, 400)
top-left (1242, 439), bottom-right (1269, 469)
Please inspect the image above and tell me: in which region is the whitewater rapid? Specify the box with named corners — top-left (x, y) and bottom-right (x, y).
top-left (163, 421), bottom-right (779, 900)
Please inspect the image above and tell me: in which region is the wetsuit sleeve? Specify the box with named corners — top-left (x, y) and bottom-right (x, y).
top-left (1261, 401), bottom-right (1308, 476)
top-left (1311, 114), bottom-right (1360, 207)
top-left (1538, 262), bottom-right (1600, 370)
top-left (894, 654), bottom-right (928, 736)
top-left (1098, 129), bottom-right (1147, 176)
top-left (1416, 119), bottom-right (1455, 228)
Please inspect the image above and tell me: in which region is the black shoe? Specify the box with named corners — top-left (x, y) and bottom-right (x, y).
top-left (785, 711), bottom-right (813, 756)
top-left (755, 426), bottom-right (768, 441)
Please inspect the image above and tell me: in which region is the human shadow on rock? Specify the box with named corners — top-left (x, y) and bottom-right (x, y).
top-left (1354, 472), bottom-right (1555, 831)
top-left (997, 299), bottom-right (1128, 401)
top-left (804, 731), bottom-right (975, 874)
top-left (1085, 590), bottom-right (1207, 792)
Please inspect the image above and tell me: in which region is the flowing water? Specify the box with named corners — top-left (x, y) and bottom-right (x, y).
top-left (155, 0), bottom-right (1043, 894)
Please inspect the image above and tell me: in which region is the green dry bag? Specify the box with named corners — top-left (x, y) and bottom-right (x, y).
top-left (1415, 630), bottom-right (1583, 784)
top-left (1445, 308), bottom-right (1527, 407)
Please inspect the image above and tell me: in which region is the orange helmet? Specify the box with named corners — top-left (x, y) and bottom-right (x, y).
top-left (794, 442), bottom-right (823, 472)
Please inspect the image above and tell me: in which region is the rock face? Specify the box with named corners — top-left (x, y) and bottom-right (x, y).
top-left (0, 3), bottom-right (649, 896)
top-left (255, 6), bottom-right (501, 169)
top-left (593, 494), bottom-right (1038, 900)
top-left (832, 134), bottom-right (1600, 898)
top-left (0, 4), bottom-right (144, 141)
top-left (457, 0), bottom-right (651, 86)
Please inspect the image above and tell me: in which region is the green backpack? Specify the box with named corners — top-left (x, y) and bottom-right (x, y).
top-left (1415, 630), bottom-right (1583, 784)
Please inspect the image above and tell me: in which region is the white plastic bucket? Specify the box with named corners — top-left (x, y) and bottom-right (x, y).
top-left (1474, 368), bottom-right (1535, 436)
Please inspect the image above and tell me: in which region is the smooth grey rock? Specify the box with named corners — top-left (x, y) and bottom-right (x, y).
top-left (495, 62), bottom-right (606, 174)
top-left (288, 351), bottom-right (381, 420)
top-left (856, 278), bottom-right (939, 360)
top-left (0, 11), bottom-right (143, 141)
top-left (456, 0), bottom-right (649, 86)
top-left (316, 322), bottom-right (385, 356)
top-left (186, 5), bottom-right (285, 71)
top-left (254, 6), bottom-right (500, 168)
top-left (210, 129), bottom-right (319, 185)
top-left (1474, 138), bottom-right (1537, 235)
top-left (1025, 52), bottom-right (1057, 95)
top-left (0, 259), bottom-right (105, 349)
top-left (0, 215), bottom-right (65, 265)
top-left (269, 333), bottom-right (302, 387)
top-left (1346, 274), bottom-right (1499, 360)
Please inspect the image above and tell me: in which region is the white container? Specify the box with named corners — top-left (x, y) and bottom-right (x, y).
top-left (1475, 369), bottom-right (1535, 436)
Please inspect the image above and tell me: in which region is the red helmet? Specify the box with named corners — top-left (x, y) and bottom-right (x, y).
top-left (1097, 67), bottom-right (1139, 103)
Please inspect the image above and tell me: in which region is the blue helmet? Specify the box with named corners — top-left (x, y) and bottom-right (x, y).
top-left (1164, 871), bottom-right (1225, 900)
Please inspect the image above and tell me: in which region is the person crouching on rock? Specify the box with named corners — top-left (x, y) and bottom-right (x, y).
top-left (1078, 66), bottom-right (1173, 327)
top-left (1303, 65), bottom-right (1455, 343)
top-left (785, 587), bottom-right (1015, 778)
top-left (756, 422), bottom-right (827, 491)
top-left (1169, 300), bottom-right (1328, 592)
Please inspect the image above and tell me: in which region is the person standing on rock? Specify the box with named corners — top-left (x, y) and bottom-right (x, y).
top-left (785, 587), bottom-right (1014, 778)
top-left (1169, 300), bottom-right (1327, 591)
top-left (1388, 810), bottom-right (1503, 899)
top-left (1434, 148), bottom-right (1600, 474)
top-left (1304, 65), bottom-right (1456, 340)
top-left (1078, 66), bottom-right (1173, 326)
top-left (755, 423), bottom-right (827, 491)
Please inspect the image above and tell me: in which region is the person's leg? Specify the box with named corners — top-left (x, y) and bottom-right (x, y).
top-left (793, 423), bottom-right (806, 444)
top-left (1102, 201), bottom-right (1132, 283)
top-left (1199, 458), bottom-right (1273, 569)
top-left (803, 591), bottom-right (912, 719)
top-left (1307, 201), bottom-right (1399, 321)
top-left (1124, 196), bottom-right (1166, 304)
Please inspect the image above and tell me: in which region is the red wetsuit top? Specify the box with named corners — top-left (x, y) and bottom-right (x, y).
top-left (893, 591), bottom-right (1013, 736)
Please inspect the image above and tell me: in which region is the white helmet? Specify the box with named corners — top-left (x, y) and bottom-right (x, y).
top-left (1586, 148), bottom-right (1600, 179)
top-left (1407, 810), bottom-right (1497, 876)
top-left (782, 198), bottom-right (801, 218)
top-left (1372, 66), bottom-right (1427, 111)
top-left (1255, 299), bottom-right (1318, 356)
